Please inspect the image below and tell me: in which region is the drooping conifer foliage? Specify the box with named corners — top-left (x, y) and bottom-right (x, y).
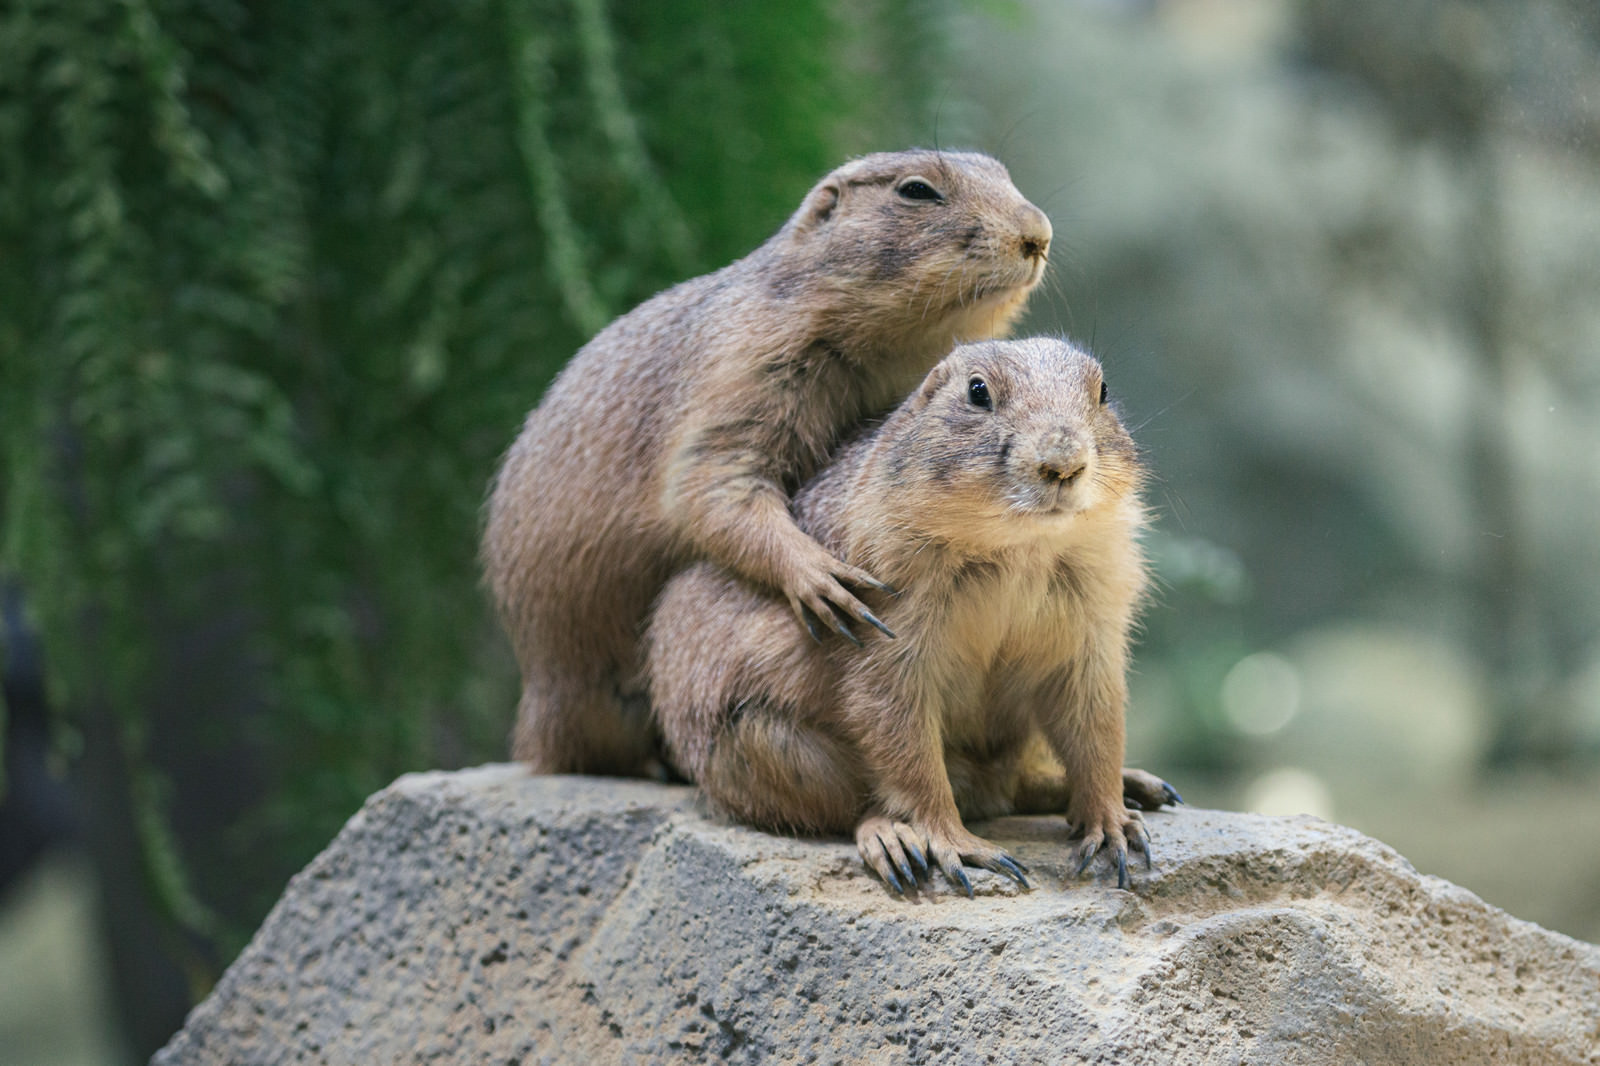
top-left (0, 0), bottom-right (944, 1030)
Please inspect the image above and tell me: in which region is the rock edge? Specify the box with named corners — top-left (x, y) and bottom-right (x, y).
top-left (154, 765), bottom-right (1600, 1065)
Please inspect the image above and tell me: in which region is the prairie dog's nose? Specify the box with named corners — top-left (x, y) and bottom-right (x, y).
top-left (1018, 204), bottom-right (1052, 261)
top-left (1037, 433), bottom-right (1087, 486)
top-left (1038, 455), bottom-right (1086, 487)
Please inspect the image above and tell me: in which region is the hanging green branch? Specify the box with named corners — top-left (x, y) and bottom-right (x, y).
top-left (117, 0), bottom-right (227, 199)
top-left (570, 0), bottom-right (696, 274)
top-left (1, 0), bottom-right (956, 1037)
top-left (505, 0), bottom-right (610, 337)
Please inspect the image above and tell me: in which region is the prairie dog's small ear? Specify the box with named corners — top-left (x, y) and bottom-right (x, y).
top-left (911, 361), bottom-right (955, 408)
top-left (797, 180), bottom-right (841, 230)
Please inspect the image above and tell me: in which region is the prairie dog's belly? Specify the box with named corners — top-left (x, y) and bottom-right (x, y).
top-left (909, 561), bottom-right (1065, 746)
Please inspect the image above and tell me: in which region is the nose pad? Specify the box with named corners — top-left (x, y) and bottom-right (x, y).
top-left (1038, 457), bottom-right (1087, 486)
top-left (1036, 432), bottom-right (1088, 487)
top-left (1018, 205), bottom-right (1052, 261)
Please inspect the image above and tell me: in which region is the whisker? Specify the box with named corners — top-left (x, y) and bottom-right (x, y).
top-left (1159, 487), bottom-right (1193, 531)
top-left (1034, 173), bottom-right (1086, 213)
top-left (1128, 388), bottom-right (1195, 436)
top-left (994, 110), bottom-right (1041, 159)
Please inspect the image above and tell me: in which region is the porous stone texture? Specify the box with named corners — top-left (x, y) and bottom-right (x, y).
top-left (155, 765), bottom-right (1600, 1065)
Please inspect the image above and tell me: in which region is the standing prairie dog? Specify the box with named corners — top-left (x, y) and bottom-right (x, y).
top-left (646, 338), bottom-right (1179, 894)
top-left (484, 150), bottom-right (1053, 775)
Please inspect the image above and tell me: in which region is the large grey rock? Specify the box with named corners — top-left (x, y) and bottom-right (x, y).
top-left (155, 765), bottom-right (1599, 1065)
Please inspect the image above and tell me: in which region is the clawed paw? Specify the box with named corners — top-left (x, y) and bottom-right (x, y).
top-left (855, 815), bottom-right (1029, 898)
top-left (1121, 767), bottom-right (1183, 811)
top-left (1069, 806), bottom-right (1151, 890)
top-left (785, 553), bottom-right (896, 645)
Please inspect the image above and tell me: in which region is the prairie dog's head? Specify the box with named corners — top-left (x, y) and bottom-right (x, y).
top-left (875, 337), bottom-right (1141, 548)
top-left (778, 149), bottom-right (1051, 342)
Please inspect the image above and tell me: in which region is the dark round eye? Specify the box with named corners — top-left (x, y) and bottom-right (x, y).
top-left (897, 179), bottom-right (942, 202)
top-left (968, 377), bottom-right (991, 409)
top-left (1098, 380), bottom-right (1108, 405)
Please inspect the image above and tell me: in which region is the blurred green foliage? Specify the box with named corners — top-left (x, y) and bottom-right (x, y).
top-left (0, 0), bottom-right (947, 990)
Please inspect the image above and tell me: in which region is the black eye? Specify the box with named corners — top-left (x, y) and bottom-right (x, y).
top-left (897, 179), bottom-right (942, 202)
top-left (1098, 380), bottom-right (1108, 405)
top-left (968, 377), bottom-right (991, 409)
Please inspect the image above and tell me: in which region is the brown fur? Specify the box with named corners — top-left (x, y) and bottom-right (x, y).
top-left (484, 150), bottom-right (1051, 775)
top-left (647, 338), bottom-right (1171, 892)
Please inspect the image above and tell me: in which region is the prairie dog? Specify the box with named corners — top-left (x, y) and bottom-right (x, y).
top-left (647, 338), bottom-right (1177, 893)
top-left (484, 150), bottom-right (1052, 775)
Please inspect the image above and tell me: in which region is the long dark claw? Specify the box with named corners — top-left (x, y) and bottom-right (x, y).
top-left (995, 856), bottom-right (1030, 889)
top-left (831, 615), bottom-right (863, 647)
top-left (873, 833), bottom-right (916, 890)
top-left (951, 866), bottom-right (973, 898)
top-left (1132, 819), bottom-right (1158, 864)
top-left (800, 607), bottom-right (824, 644)
top-left (1075, 844), bottom-right (1100, 878)
top-left (860, 610), bottom-right (897, 640)
top-left (857, 574), bottom-right (896, 594)
top-left (882, 863), bottom-right (904, 895)
top-left (1115, 849), bottom-right (1130, 890)
top-left (1163, 783), bottom-right (1184, 806)
top-left (905, 842), bottom-right (929, 874)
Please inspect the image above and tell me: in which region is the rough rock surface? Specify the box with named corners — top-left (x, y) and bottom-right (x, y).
top-left (155, 765), bottom-right (1600, 1065)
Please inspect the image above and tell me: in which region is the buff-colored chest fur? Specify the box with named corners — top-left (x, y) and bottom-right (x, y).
top-left (849, 501), bottom-right (1144, 751)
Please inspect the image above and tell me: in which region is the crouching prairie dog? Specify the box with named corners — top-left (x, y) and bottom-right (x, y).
top-left (646, 337), bottom-right (1180, 895)
top-left (484, 149), bottom-right (1053, 775)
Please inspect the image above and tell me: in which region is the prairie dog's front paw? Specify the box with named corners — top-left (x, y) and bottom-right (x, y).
top-left (1068, 802), bottom-right (1151, 890)
top-left (855, 815), bottom-right (1029, 898)
top-left (781, 544), bottom-right (895, 645)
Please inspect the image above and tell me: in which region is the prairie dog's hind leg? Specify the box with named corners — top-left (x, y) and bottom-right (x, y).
top-left (648, 562), bottom-right (868, 834)
top-left (1121, 767), bottom-right (1183, 810)
top-left (1006, 736), bottom-right (1182, 817)
top-left (702, 703), bottom-right (866, 834)
top-left (1010, 767), bottom-right (1183, 815)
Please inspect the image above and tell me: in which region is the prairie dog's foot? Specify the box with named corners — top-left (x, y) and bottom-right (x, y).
top-left (1068, 803), bottom-right (1151, 890)
top-left (855, 815), bottom-right (1029, 898)
top-left (1122, 767), bottom-right (1183, 811)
